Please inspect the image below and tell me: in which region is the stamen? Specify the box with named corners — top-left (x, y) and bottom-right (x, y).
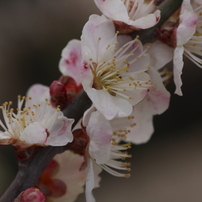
top-left (0, 96), bottom-right (60, 144)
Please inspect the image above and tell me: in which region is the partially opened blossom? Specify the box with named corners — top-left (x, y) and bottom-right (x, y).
top-left (82, 108), bottom-right (131, 202)
top-left (0, 95), bottom-right (74, 148)
top-left (81, 14), bottom-right (151, 120)
top-left (37, 151), bottom-right (87, 202)
top-left (94, 0), bottom-right (160, 33)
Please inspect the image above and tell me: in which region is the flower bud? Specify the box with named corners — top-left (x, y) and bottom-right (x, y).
top-left (50, 76), bottom-right (82, 110)
top-left (14, 187), bottom-right (45, 202)
top-left (50, 81), bottom-right (67, 109)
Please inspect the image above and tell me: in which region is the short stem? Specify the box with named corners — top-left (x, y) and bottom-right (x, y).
top-left (63, 89), bottom-right (92, 128)
top-left (0, 146), bottom-right (65, 202)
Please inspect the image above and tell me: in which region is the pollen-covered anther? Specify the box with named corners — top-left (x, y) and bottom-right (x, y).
top-left (112, 139), bottom-right (118, 145)
top-left (125, 173), bottom-right (131, 178)
top-left (124, 162), bottom-right (131, 166)
top-left (130, 123), bottom-right (136, 127)
top-left (121, 143), bottom-right (131, 149)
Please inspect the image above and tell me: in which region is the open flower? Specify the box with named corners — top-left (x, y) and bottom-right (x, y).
top-left (0, 95), bottom-right (74, 148)
top-left (81, 14), bottom-right (151, 120)
top-left (94, 0), bottom-right (160, 33)
top-left (82, 108), bottom-right (131, 202)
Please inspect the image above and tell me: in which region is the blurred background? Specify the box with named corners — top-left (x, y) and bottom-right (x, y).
top-left (0, 1), bottom-right (202, 202)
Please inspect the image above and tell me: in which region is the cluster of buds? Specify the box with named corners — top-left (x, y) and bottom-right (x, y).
top-left (0, 0), bottom-right (201, 202)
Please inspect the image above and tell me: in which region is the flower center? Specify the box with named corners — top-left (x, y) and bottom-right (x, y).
top-left (0, 96), bottom-right (60, 140)
top-left (87, 36), bottom-right (151, 99)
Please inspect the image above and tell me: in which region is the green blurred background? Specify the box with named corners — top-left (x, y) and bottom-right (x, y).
top-left (0, 1), bottom-right (202, 202)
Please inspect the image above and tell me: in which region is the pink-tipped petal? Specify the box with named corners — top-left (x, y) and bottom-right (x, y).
top-left (87, 111), bottom-right (112, 164)
top-left (59, 40), bottom-right (82, 86)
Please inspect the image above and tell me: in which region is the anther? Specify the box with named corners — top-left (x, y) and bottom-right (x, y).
top-left (125, 174), bottom-right (131, 178)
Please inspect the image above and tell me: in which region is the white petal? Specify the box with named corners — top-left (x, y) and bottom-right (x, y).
top-left (46, 112), bottom-right (74, 146)
top-left (128, 11), bottom-right (160, 29)
top-left (126, 102), bottom-right (154, 144)
top-left (146, 67), bottom-right (170, 114)
top-left (59, 39), bottom-right (82, 86)
top-left (173, 46), bottom-right (184, 95)
top-left (82, 105), bottom-right (96, 127)
top-left (147, 40), bottom-right (173, 70)
top-left (20, 122), bottom-right (47, 144)
top-left (93, 0), bottom-right (129, 25)
top-left (176, 0), bottom-right (198, 46)
top-left (80, 62), bottom-right (94, 92)
top-left (85, 159), bottom-right (102, 202)
top-left (87, 111), bottom-right (112, 164)
top-left (81, 14), bottom-right (116, 63)
top-left (87, 89), bottom-right (132, 120)
top-left (26, 84), bottom-right (50, 106)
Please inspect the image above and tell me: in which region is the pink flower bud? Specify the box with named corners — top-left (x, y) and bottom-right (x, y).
top-left (50, 80), bottom-right (67, 109)
top-left (50, 76), bottom-right (82, 110)
top-left (14, 187), bottom-right (45, 202)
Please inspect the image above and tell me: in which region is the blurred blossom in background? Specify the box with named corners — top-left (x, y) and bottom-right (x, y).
top-left (0, 1), bottom-right (202, 202)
